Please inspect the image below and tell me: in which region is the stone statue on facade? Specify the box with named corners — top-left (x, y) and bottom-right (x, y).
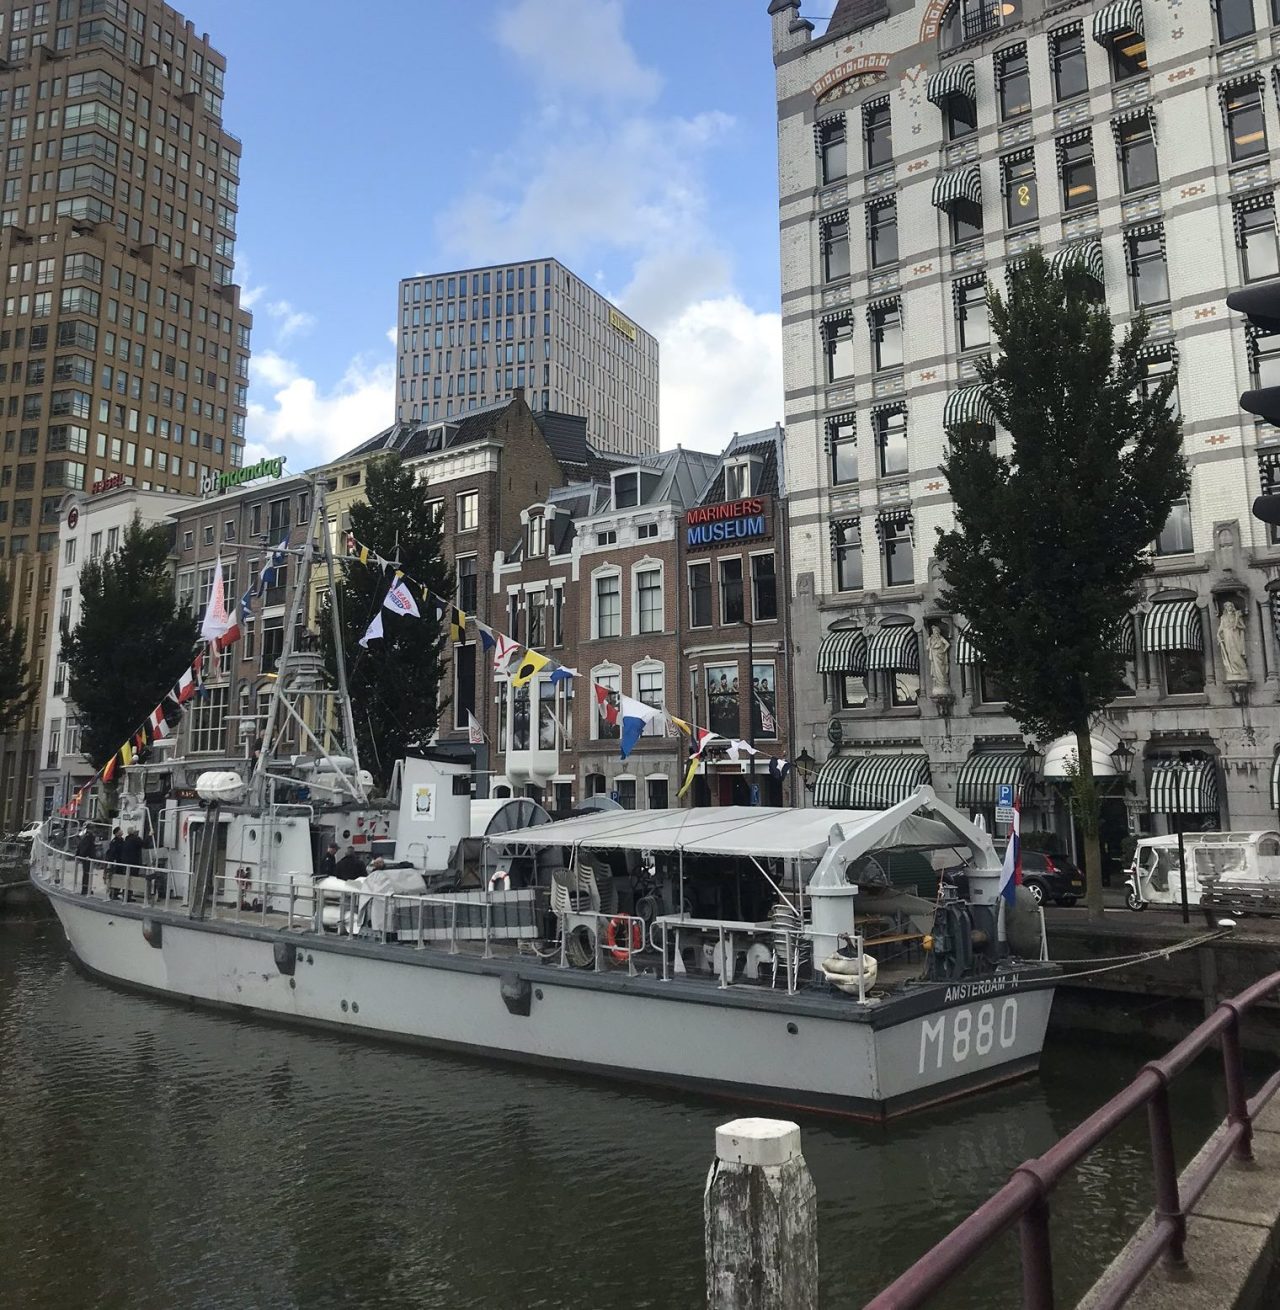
top-left (926, 624), bottom-right (950, 696)
top-left (1217, 600), bottom-right (1248, 682)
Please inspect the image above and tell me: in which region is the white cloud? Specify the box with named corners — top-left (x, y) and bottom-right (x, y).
top-left (496, 0), bottom-right (661, 103)
top-left (659, 297), bottom-right (783, 451)
top-left (247, 350), bottom-right (395, 466)
top-left (264, 299), bottom-right (316, 339)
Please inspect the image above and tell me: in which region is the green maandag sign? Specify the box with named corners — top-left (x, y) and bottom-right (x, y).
top-left (200, 455), bottom-right (287, 497)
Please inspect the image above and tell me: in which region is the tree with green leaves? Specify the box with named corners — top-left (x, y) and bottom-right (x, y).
top-left (0, 572), bottom-right (33, 736)
top-left (936, 249), bottom-right (1187, 921)
top-left (62, 515), bottom-right (198, 770)
top-left (322, 454), bottom-right (450, 788)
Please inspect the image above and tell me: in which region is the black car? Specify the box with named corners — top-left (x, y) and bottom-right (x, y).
top-left (1017, 849), bottom-right (1085, 907)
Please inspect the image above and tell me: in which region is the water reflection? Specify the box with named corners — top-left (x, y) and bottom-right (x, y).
top-left (0, 923), bottom-right (1227, 1310)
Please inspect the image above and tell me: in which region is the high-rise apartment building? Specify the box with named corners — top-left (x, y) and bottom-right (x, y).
top-left (771, 0), bottom-right (1280, 857)
top-left (0, 0), bottom-right (251, 825)
top-left (396, 259), bottom-right (659, 458)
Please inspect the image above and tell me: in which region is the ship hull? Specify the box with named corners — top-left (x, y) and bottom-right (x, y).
top-left (43, 882), bottom-right (1055, 1122)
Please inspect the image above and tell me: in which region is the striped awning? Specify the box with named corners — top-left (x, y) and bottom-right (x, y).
top-left (953, 627), bottom-right (982, 664)
top-left (1092, 0), bottom-right (1144, 43)
top-left (817, 628), bottom-right (868, 675)
top-left (955, 751), bottom-right (1030, 807)
top-left (1114, 614), bottom-right (1136, 659)
top-left (932, 164), bottom-right (981, 212)
top-left (1271, 752), bottom-right (1280, 813)
top-left (943, 384), bottom-right (997, 429)
top-left (866, 624), bottom-right (919, 672)
top-left (814, 753), bottom-right (933, 810)
top-left (1050, 238), bottom-right (1105, 286)
top-left (1147, 759), bottom-right (1219, 816)
top-left (1143, 600), bottom-right (1203, 653)
top-left (926, 61), bottom-right (976, 109)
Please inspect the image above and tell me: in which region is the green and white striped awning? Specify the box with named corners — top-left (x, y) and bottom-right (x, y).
top-left (817, 628), bottom-right (868, 675)
top-left (1092, 0), bottom-right (1144, 43)
top-left (1147, 759), bottom-right (1219, 816)
top-left (866, 624), bottom-right (919, 672)
top-left (932, 164), bottom-right (981, 212)
top-left (1114, 614), bottom-right (1136, 659)
top-left (953, 627), bottom-right (982, 664)
top-left (1143, 600), bottom-right (1203, 653)
top-left (1050, 238), bottom-right (1105, 286)
top-left (943, 384), bottom-right (997, 429)
top-left (814, 753), bottom-right (933, 810)
top-left (1271, 752), bottom-right (1280, 813)
top-left (955, 751), bottom-right (1029, 807)
top-left (926, 61), bottom-right (976, 109)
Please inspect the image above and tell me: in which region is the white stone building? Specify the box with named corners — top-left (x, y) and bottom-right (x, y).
top-left (35, 485), bottom-right (196, 817)
top-left (396, 260), bottom-right (660, 459)
top-left (769, 0), bottom-right (1280, 863)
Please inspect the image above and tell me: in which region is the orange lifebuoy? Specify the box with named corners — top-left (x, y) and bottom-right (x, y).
top-left (604, 915), bottom-right (642, 964)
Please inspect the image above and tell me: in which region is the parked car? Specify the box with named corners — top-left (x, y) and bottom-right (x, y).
top-left (16, 820), bottom-right (42, 844)
top-left (994, 845), bottom-right (1085, 906)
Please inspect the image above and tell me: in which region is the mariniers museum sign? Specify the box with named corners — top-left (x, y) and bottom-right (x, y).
top-left (685, 496), bottom-right (770, 548)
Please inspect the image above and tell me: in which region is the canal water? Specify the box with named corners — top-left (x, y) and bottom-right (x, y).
top-left (0, 921), bottom-right (1232, 1310)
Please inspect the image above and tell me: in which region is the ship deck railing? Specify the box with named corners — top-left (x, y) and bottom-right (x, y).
top-left (32, 835), bottom-right (878, 999)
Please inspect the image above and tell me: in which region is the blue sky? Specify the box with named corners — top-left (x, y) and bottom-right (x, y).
top-left (174, 0), bottom-right (815, 464)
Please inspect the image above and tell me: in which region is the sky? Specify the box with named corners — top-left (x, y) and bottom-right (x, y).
top-left (172, 0), bottom-right (831, 467)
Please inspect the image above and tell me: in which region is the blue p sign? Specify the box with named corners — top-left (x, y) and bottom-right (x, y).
top-left (996, 783), bottom-right (1014, 808)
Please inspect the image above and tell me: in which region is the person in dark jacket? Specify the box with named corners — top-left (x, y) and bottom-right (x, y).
top-left (318, 841), bottom-right (338, 881)
top-left (104, 827), bottom-right (124, 899)
top-left (333, 848), bottom-right (366, 881)
top-left (75, 828), bottom-right (97, 895)
top-left (120, 828), bottom-right (144, 901)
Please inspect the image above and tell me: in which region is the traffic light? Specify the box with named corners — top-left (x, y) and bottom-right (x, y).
top-left (1226, 278), bottom-right (1280, 525)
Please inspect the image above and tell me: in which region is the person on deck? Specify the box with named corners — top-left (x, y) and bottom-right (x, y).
top-left (333, 848), bottom-right (365, 881)
top-left (104, 828), bottom-right (124, 899)
top-left (75, 827), bottom-right (97, 895)
top-left (318, 841), bottom-right (338, 881)
top-left (120, 829), bottom-right (144, 901)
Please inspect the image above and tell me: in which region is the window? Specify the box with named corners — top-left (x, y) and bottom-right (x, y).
top-left (261, 616), bottom-right (284, 673)
top-left (528, 589), bottom-right (546, 647)
top-left (1108, 24), bottom-right (1147, 81)
top-left (453, 644), bottom-right (476, 732)
top-left (456, 490), bottom-right (478, 531)
top-left (538, 679), bottom-right (557, 750)
top-left (1225, 82), bottom-right (1268, 164)
top-left (750, 662), bottom-right (778, 740)
top-left (689, 562), bottom-right (712, 627)
top-left (267, 497), bottom-right (289, 536)
top-left (955, 278), bottom-right (989, 352)
top-left (997, 47), bottom-right (1030, 121)
top-left (636, 522), bottom-right (658, 540)
top-left (1003, 153), bottom-right (1038, 228)
top-left (456, 556), bottom-right (477, 613)
top-left (1138, 350), bottom-right (1180, 422)
top-left (511, 685), bottom-right (530, 751)
top-left (839, 673), bottom-right (869, 709)
top-left (881, 516), bottom-right (914, 587)
top-left (941, 0), bottom-right (1023, 47)
top-left (1051, 25), bottom-right (1087, 101)
top-left (823, 315), bottom-right (855, 382)
top-left (612, 470), bottom-right (640, 508)
top-left (595, 573), bottom-right (620, 638)
top-left (950, 199), bottom-right (983, 247)
top-left (1252, 329), bottom-right (1280, 392)
top-left (822, 215), bottom-right (850, 282)
top-left (863, 99), bottom-right (892, 170)
top-left (1163, 651), bottom-right (1204, 695)
top-left (527, 513), bottom-right (546, 557)
top-left (705, 664), bottom-right (740, 739)
top-left (64, 537), bottom-right (76, 565)
top-left (636, 665), bottom-right (664, 736)
top-left (1155, 496), bottom-right (1193, 556)
top-left (870, 301), bottom-right (902, 372)
top-left (752, 554), bottom-right (777, 622)
top-left (945, 91), bottom-right (976, 142)
top-left (720, 558), bottom-right (744, 624)
top-left (1217, 0), bottom-right (1255, 43)
top-left (725, 458), bottom-right (757, 499)
top-left (636, 567), bottom-right (662, 634)
top-left (891, 669), bottom-right (921, 708)
top-left (188, 686), bottom-right (227, 753)
top-left (828, 415), bottom-right (858, 484)
top-left (647, 777), bottom-right (669, 810)
top-left (1117, 113), bottom-right (1158, 193)
top-left (868, 200), bottom-right (897, 269)
top-left (873, 407), bottom-right (908, 478)
top-left (596, 529), bottom-right (616, 547)
top-left (1126, 227), bottom-right (1169, 308)
top-left (833, 521), bottom-right (862, 592)
top-left (817, 115), bottom-right (846, 185)
top-left (978, 666), bottom-right (1007, 705)
top-left (615, 778), bottom-right (637, 810)
top-left (1059, 134), bottom-right (1096, 211)
top-left (1238, 199), bottom-right (1279, 284)
top-left (594, 670), bottom-right (620, 740)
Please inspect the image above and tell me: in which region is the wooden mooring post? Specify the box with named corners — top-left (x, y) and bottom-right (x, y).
top-left (704, 1117), bottom-right (818, 1310)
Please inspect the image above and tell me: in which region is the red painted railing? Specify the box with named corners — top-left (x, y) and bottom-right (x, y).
top-left (867, 971), bottom-right (1280, 1310)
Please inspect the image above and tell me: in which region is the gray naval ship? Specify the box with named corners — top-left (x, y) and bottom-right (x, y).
top-left (31, 481), bottom-right (1056, 1122)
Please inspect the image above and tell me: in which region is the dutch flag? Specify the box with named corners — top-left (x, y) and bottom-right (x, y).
top-left (999, 795), bottom-right (1022, 907)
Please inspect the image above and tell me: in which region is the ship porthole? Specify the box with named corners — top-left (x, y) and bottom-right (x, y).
top-left (289, 978), bottom-right (296, 990)
top-left (274, 832), bottom-right (283, 844)
top-left (341, 999), bottom-right (348, 1012)
top-left (535, 989), bottom-right (543, 1000)
top-left (248, 829), bottom-right (257, 840)
top-left (351, 1002), bottom-right (359, 1014)
top-left (786, 1022), bottom-right (798, 1035)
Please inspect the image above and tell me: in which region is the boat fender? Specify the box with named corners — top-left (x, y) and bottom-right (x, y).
top-left (142, 919), bottom-right (162, 949)
top-left (604, 915), bottom-right (642, 964)
top-left (488, 870), bottom-right (511, 891)
top-left (821, 952), bottom-right (864, 977)
top-left (500, 971), bottom-right (533, 1017)
top-left (273, 941), bottom-right (297, 976)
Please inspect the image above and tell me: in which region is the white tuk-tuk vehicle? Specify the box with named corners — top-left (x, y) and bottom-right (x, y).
top-left (1124, 831), bottom-right (1280, 913)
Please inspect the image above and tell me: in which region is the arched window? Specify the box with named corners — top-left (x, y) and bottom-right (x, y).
top-left (941, 0), bottom-right (1023, 51)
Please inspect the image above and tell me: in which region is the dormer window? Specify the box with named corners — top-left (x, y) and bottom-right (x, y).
top-left (725, 456), bottom-right (761, 500)
top-left (527, 513), bottom-right (546, 557)
top-left (611, 467), bottom-right (659, 510)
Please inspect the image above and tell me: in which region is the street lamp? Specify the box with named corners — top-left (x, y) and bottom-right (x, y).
top-left (1110, 738), bottom-right (1135, 778)
top-left (796, 747), bottom-right (813, 807)
top-left (1021, 739), bottom-right (1043, 778)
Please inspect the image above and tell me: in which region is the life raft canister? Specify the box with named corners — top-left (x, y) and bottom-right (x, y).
top-left (604, 915), bottom-right (642, 964)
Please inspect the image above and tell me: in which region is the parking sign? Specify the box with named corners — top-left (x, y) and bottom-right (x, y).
top-left (996, 783), bottom-right (1014, 808)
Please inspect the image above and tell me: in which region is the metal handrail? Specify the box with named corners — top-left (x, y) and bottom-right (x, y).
top-left (866, 970), bottom-right (1280, 1310)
